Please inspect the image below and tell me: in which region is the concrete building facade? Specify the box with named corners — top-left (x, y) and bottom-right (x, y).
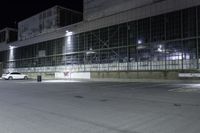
top-left (1, 0), bottom-right (200, 79)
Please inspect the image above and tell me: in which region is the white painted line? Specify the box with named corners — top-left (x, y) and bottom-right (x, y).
top-left (15, 80), bottom-right (84, 84)
top-left (133, 83), bottom-right (169, 89)
top-left (43, 80), bottom-right (82, 83)
top-left (169, 87), bottom-right (200, 93)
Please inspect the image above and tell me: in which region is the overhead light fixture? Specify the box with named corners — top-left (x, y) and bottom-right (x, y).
top-left (9, 45), bottom-right (15, 50)
top-left (137, 40), bottom-right (143, 44)
top-left (65, 30), bottom-right (73, 36)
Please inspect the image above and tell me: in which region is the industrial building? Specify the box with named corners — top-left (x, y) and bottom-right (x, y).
top-left (1, 0), bottom-right (200, 79)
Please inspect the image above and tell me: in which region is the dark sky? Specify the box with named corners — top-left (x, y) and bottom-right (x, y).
top-left (0, 0), bottom-right (83, 29)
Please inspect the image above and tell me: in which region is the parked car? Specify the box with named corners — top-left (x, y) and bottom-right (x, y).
top-left (2, 72), bottom-right (28, 80)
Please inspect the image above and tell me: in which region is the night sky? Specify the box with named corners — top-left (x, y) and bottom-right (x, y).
top-left (0, 0), bottom-right (83, 29)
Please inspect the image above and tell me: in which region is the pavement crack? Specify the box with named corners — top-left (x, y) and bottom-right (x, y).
top-left (74, 95), bottom-right (84, 99)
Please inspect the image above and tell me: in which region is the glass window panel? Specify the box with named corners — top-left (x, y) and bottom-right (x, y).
top-left (109, 49), bottom-right (119, 63)
top-left (85, 32), bottom-right (92, 51)
top-left (137, 44), bottom-right (151, 70)
top-left (151, 15), bottom-right (165, 42)
top-left (91, 30), bottom-right (100, 50)
top-left (182, 7), bottom-right (196, 38)
top-left (100, 50), bottom-right (109, 63)
top-left (100, 28), bottom-right (109, 49)
top-left (137, 44), bottom-right (151, 62)
top-left (166, 11), bottom-right (181, 40)
top-left (79, 33), bottom-right (85, 51)
top-left (138, 18), bottom-right (150, 43)
top-left (119, 48), bottom-right (128, 63)
top-left (119, 23), bottom-right (127, 47)
top-left (129, 46), bottom-right (137, 62)
top-left (74, 34), bottom-right (79, 52)
top-left (183, 39), bottom-right (197, 69)
top-left (109, 25), bottom-right (119, 47)
top-left (198, 6), bottom-right (200, 36)
top-left (165, 41), bottom-right (182, 70)
top-left (183, 39), bottom-right (197, 60)
top-left (128, 21), bottom-right (137, 45)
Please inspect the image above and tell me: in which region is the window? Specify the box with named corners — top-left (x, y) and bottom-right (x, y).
top-left (109, 25), bottom-right (119, 47)
top-left (91, 30), bottom-right (100, 50)
top-left (128, 21), bottom-right (137, 45)
top-left (137, 44), bottom-right (151, 70)
top-left (79, 33), bottom-right (85, 51)
top-left (119, 48), bottom-right (128, 63)
top-left (100, 28), bottom-right (109, 48)
top-left (198, 6), bottom-right (200, 36)
top-left (100, 50), bottom-right (109, 63)
top-left (85, 32), bottom-right (92, 51)
top-left (183, 39), bottom-right (197, 69)
top-left (151, 15), bottom-right (165, 42)
top-left (166, 11), bottom-right (181, 40)
top-left (109, 49), bottom-right (119, 63)
top-left (11, 72), bottom-right (21, 75)
top-left (74, 34), bottom-right (79, 52)
top-left (119, 23), bottom-right (127, 46)
top-left (165, 41), bottom-right (182, 70)
top-left (151, 43), bottom-right (166, 70)
top-left (182, 8), bottom-right (196, 38)
top-left (138, 18), bottom-right (150, 43)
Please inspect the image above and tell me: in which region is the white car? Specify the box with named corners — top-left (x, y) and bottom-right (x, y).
top-left (2, 72), bottom-right (28, 80)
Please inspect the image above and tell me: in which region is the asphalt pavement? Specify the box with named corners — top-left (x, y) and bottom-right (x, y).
top-left (0, 79), bottom-right (200, 133)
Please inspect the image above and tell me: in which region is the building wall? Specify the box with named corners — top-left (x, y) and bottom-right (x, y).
top-left (0, 28), bottom-right (17, 43)
top-left (84, 0), bottom-right (200, 21)
top-left (1, 5), bottom-right (200, 75)
top-left (18, 6), bottom-right (83, 41)
top-left (18, 6), bottom-right (59, 41)
top-left (0, 31), bottom-right (6, 43)
top-left (1, 0), bottom-right (200, 52)
top-left (1, 2), bottom-right (200, 79)
top-left (84, 0), bottom-right (154, 21)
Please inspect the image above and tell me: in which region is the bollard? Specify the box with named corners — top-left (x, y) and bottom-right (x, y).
top-left (37, 75), bottom-right (42, 82)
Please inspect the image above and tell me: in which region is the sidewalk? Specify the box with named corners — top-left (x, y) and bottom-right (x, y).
top-left (43, 78), bottom-right (200, 84)
top-left (1, 77), bottom-right (200, 84)
top-left (87, 78), bottom-right (200, 83)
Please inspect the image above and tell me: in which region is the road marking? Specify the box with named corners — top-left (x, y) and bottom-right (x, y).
top-left (13, 80), bottom-right (84, 84)
top-left (169, 87), bottom-right (200, 93)
top-left (133, 83), bottom-right (169, 89)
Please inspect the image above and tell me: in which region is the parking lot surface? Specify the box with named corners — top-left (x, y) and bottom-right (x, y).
top-left (0, 80), bottom-right (200, 133)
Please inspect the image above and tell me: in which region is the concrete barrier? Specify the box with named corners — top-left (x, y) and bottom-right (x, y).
top-left (178, 73), bottom-right (200, 78)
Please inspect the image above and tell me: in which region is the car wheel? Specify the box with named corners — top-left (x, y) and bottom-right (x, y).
top-left (24, 76), bottom-right (28, 80)
top-left (8, 76), bottom-right (13, 80)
